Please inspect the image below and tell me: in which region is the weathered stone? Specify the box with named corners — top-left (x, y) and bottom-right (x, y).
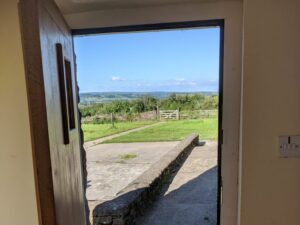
top-left (94, 216), bottom-right (112, 225)
top-left (77, 86), bottom-right (91, 225)
top-left (112, 218), bottom-right (125, 225)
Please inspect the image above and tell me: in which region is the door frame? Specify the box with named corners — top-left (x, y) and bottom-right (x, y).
top-left (72, 19), bottom-right (225, 225)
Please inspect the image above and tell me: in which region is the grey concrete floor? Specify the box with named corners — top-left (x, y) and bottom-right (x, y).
top-left (137, 141), bottom-right (218, 225)
top-left (86, 142), bottom-right (179, 215)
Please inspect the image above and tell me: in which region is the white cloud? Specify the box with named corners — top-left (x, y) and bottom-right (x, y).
top-left (175, 78), bottom-right (186, 81)
top-left (111, 76), bottom-right (124, 81)
top-left (173, 78), bottom-right (198, 86)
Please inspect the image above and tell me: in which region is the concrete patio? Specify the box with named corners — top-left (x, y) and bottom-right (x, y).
top-left (86, 139), bottom-right (217, 225)
top-left (86, 141), bottom-right (179, 216)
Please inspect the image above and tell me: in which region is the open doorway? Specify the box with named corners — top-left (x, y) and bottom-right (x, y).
top-left (74, 21), bottom-right (224, 225)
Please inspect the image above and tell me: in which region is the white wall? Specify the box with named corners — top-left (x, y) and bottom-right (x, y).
top-left (64, 2), bottom-right (243, 225)
top-left (2, 0), bottom-right (299, 224)
top-left (240, 0), bottom-right (300, 224)
top-left (0, 1), bottom-right (39, 225)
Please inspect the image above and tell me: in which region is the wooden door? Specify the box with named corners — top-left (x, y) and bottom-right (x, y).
top-left (39, 2), bottom-right (86, 225)
top-left (20, 0), bottom-right (87, 225)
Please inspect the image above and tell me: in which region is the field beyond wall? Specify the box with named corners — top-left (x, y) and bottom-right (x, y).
top-left (83, 118), bottom-right (217, 143)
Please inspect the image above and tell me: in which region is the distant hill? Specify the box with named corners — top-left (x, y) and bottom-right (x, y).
top-left (79, 92), bottom-right (218, 104)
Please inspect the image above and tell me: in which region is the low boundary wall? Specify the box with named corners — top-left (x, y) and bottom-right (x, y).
top-left (93, 133), bottom-right (199, 225)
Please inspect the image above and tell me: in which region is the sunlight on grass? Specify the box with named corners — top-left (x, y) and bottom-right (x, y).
top-left (82, 121), bottom-right (156, 142)
top-left (103, 118), bottom-right (218, 143)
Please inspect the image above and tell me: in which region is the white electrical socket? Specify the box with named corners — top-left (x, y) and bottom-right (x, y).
top-left (279, 135), bottom-right (300, 158)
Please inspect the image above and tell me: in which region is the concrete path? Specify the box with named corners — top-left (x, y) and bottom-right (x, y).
top-left (86, 141), bottom-right (179, 219)
top-left (137, 141), bottom-right (218, 225)
top-left (84, 122), bottom-right (163, 150)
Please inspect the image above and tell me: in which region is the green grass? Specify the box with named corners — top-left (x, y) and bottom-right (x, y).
top-left (103, 118), bottom-right (218, 143)
top-left (82, 121), bottom-right (156, 142)
top-left (119, 153), bottom-right (138, 160)
top-left (117, 153), bottom-right (138, 163)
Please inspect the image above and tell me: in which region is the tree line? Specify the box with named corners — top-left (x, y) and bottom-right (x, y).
top-left (79, 93), bottom-right (218, 118)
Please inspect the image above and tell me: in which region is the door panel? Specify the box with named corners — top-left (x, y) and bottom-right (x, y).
top-left (38, 1), bottom-right (86, 225)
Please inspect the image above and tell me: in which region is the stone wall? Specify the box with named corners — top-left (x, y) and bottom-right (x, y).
top-left (93, 134), bottom-right (199, 225)
top-left (78, 86), bottom-right (91, 225)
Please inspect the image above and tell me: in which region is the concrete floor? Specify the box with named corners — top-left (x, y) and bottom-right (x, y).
top-left (137, 141), bottom-right (218, 225)
top-left (86, 142), bottom-right (179, 213)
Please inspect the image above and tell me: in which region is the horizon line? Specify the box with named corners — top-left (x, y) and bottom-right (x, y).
top-left (79, 90), bottom-right (219, 94)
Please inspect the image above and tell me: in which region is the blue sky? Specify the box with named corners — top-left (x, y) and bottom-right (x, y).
top-left (74, 27), bottom-right (220, 93)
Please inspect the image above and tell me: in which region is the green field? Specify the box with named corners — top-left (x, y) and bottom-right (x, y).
top-left (103, 118), bottom-right (218, 143)
top-left (82, 121), bottom-right (156, 142)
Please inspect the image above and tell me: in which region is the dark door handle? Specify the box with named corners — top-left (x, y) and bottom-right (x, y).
top-left (56, 43), bottom-right (69, 144)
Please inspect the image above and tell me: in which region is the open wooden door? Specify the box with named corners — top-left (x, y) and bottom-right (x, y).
top-left (19, 0), bottom-right (87, 225)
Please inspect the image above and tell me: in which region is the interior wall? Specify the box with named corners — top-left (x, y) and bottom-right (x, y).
top-left (0, 1), bottom-right (39, 225)
top-left (240, 0), bottom-right (300, 224)
top-left (64, 1), bottom-right (242, 30)
top-left (64, 2), bottom-right (243, 225)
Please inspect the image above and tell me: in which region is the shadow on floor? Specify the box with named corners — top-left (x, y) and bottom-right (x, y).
top-left (137, 166), bottom-right (218, 225)
top-left (91, 158), bottom-right (217, 225)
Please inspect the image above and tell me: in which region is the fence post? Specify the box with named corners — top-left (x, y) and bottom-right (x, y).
top-left (111, 113), bottom-right (115, 128)
top-left (159, 109), bottom-right (161, 121)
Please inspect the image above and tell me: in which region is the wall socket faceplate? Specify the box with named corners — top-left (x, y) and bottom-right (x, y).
top-left (279, 136), bottom-right (300, 158)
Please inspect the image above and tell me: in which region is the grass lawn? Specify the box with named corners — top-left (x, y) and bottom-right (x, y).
top-left (82, 121), bottom-right (156, 142)
top-left (103, 118), bottom-right (218, 143)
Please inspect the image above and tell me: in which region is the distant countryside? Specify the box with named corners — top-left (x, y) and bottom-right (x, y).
top-left (79, 92), bottom-right (218, 143)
